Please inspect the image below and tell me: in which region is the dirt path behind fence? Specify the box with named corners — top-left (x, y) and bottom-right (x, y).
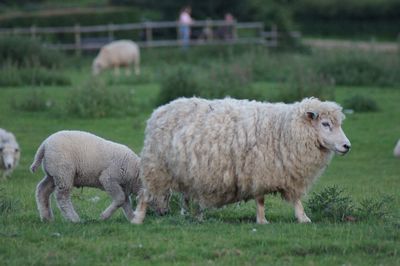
top-left (304, 38), bottom-right (399, 53)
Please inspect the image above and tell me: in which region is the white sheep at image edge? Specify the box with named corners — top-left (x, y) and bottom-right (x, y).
top-left (0, 128), bottom-right (20, 180)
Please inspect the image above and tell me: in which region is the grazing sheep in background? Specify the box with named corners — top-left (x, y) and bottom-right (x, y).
top-left (394, 140), bottom-right (400, 157)
top-left (132, 97), bottom-right (351, 224)
top-left (92, 40), bottom-right (140, 76)
top-left (0, 128), bottom-right (20, 179)
top-left (30, 130), bottom-right (141, 223)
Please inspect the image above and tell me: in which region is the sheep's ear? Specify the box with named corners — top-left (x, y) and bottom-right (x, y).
top-left (306, 111), bottom-right (319, 120)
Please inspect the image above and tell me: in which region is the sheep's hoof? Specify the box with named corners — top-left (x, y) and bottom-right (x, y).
top-left (256, 218), bottom-right (269, 224)
top-left (298, 216), bottom-right (312, 223)
top-left (180, 208), bottom-right (188, 216)
top-left (131, 212), bottom-right (144, 224)
top-left (131, 217), bottom-right (143, 224)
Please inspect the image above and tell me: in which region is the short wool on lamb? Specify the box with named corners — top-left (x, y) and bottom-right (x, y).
top-left (31, 130), bottom-right (141, 223)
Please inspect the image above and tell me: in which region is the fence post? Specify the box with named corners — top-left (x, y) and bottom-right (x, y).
top-left (271, 25), bottom-right (278, 47)
top-left (107, 23), bottom-right (114, 42)
top-left (145, 22), bottom-right (153, 47)
top-left (74, 24), bottom-right (81, 56)
top-left (30, 25), bottom-right (36, 39)
top-left (205, 19), bottom-right (213, 42)
top-left (232, 20), bottom-right (238, 41)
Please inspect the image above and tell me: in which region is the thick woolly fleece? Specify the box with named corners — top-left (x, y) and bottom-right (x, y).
top-left (139, 97), bottom-right (345, 209)
top-left (31, 130), bottom-right (140, 222)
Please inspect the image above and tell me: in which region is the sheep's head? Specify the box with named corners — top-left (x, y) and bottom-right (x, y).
top-left (304, 99), bottom-right (351, 156)
top-left (0, 141), bottom-right (20, 170)
top-left (92, 58), bottom-right (104, 76)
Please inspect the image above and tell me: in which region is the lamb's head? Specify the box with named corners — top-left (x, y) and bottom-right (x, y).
top-left (302, 98), bottom-right (351, 155)
top-left (0, 140), bottom-right (20, 170)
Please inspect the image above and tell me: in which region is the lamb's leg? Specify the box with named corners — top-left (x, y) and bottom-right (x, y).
top-left (54, 186), bottom-right (80, 223)
top-left (121, 196), bottom-right (135, 221)
top-left (131, 190), bottom-right (148, 224)
top-left (256, 196), bottom-right (269, 224)
top-left (180, 193), bottom-right (190, 216)
top-left (294, 199), bottom-right (311, 223)
top-left (99, 172), bottom-right (125, 220)
top-left (35, 175), bottom-right (55, 222)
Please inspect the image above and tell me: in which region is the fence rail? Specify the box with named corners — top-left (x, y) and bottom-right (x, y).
top-left (0, 20), bottom-right (282, 53)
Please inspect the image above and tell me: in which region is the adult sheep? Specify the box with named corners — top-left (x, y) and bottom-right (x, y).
top-left (0, 128), bottom-right (20, 179)
top-left (132, 97), bottom-right (351, 224)
top-left (30, 130), bottom-right (141, 223)
top-left (92, 40), bottom-right (140, 76)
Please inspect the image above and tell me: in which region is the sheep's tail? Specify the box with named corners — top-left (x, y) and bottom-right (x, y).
top-left (30, 142), bottom-right (45, 173)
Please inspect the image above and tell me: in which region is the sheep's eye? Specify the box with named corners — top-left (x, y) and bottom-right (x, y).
top-left (0, 147), bottom-right (3, 152)
top-left (322, 122), bottom-right (331, 128)
top-left (15, 148), bottom-right (19, 152)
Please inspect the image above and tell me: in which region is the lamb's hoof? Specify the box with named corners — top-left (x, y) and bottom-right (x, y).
top-left (41, 217), bottom-right (54, 223)
top-left (100, 213), bottom-right (109, 221)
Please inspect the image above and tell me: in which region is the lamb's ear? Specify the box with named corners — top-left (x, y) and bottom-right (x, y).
top-left (306, 111), bottom-right (319, 120)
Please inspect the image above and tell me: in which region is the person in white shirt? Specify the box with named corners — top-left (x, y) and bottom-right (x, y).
top-left (179, 6), bottom-right (193, 49)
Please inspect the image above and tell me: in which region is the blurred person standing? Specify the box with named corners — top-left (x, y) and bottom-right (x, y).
top-left (179, 6), bottom-right (193, 49)
top-left (223, 13), bottom-right (235, 40)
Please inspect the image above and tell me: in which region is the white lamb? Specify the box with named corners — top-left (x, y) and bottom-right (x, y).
top-left (92, 40), bottom-right (140, 76)
top-left (30, 130), bottom-right (141, 223)
top-left (394, 139), bottom-right (400, 157)
top-left (132, 97), bottom-right (351, 224)
top-left (0, 128), bottom-right (20, 179)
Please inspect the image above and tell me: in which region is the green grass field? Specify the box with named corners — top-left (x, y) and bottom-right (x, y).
top-left (0, 50), bottom-right (399, 265)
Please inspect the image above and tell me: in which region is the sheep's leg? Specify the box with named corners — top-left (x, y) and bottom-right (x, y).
top-left (54, 186), bottom-right (80, 223)
top-left (121, 196), bottom-right (135, 221)
top-left (131, 190), bottom-right (149, 224)
top-left (294, 199), bottom-right (311, 223)
top-left (114, 67), bottom-right (120, 76)
top-left (99, 173), bottom-right (125, 220)
top-left (180, 193), bottom-right (190, 216)
top-left (1, 168), bottom-right (13, 179)
top-left (36, 175), bottom-right (55, 222)
top-left (195, 208), bottom-right (205, 222)
top-left (134, 60), bottom-right (140, 75)
top-left (125, 67), bottom-right (131, 76)
top-left (256, 196), bottom-right (269, 224)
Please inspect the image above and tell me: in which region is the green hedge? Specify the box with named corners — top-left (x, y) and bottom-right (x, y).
top-left (293, 0), bottom-right (400, 39)
top-left (0, 8), bottom-right (160, 28)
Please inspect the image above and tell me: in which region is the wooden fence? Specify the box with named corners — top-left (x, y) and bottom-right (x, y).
top-left (0, 20), bottom-right (281, 53)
